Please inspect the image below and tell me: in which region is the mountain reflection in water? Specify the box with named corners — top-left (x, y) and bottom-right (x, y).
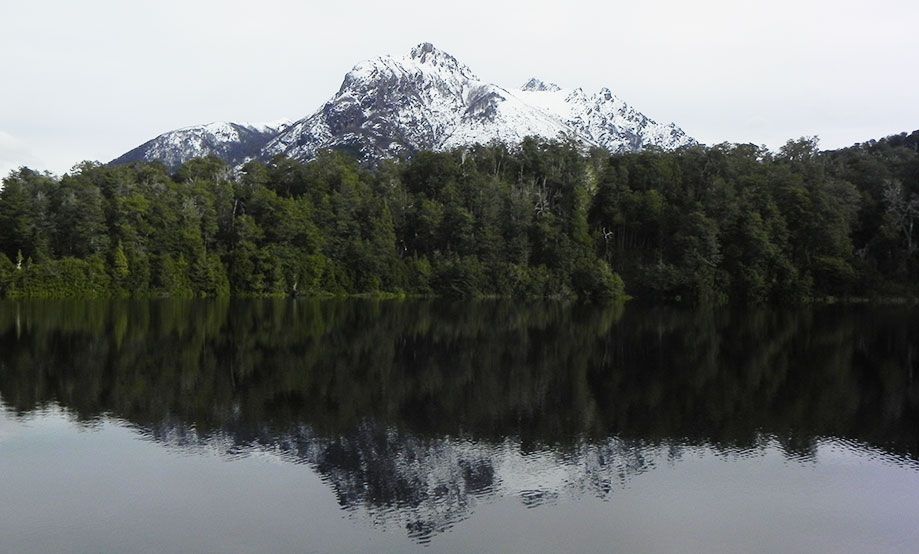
top-left (0, 299), bottom-right (917, 545)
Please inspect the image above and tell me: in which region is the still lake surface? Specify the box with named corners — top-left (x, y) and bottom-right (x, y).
top-left (0, 299), bottom-right (917, 553)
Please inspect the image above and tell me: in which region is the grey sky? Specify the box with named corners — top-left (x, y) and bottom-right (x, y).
top-left (1, 0), bottom-right (917, 177)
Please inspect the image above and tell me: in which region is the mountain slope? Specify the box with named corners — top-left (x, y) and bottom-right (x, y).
top-left (514, 84), bottom-right (693, 152)
top-left (112, 121), bottom-right (289, 169)
top-left (114, 43), bottom-right (695, 167)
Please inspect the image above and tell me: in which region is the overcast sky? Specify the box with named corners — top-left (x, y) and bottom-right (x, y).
top-left (1, 0), bottom-right (917, 177)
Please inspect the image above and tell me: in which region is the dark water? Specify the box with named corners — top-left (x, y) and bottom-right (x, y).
top-left (1, 300), bottom-right (918, 553)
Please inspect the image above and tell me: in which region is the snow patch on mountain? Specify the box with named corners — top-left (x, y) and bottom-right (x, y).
top-left (441, 84), bottom-right (576, 149)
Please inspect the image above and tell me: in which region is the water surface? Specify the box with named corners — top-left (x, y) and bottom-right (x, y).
top-left (1, 300), bottom-right (917, 552)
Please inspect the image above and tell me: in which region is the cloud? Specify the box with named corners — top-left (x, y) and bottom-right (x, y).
top-left (2, 0), bottom-right (918, 167)
top-left (0, 131), bottom-right (40, 180)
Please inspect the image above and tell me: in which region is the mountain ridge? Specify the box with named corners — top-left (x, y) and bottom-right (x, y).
top-left (113, 43), bottom-right (695, 169)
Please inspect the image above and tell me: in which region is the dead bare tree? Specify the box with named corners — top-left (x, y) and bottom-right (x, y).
top-left (882, 180), bottom-right (919, 256)
top-left (533, 176), bottom-right (556, 218)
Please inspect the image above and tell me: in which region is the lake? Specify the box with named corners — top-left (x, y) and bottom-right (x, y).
top-left (0, 300), bottom-right (917, 552)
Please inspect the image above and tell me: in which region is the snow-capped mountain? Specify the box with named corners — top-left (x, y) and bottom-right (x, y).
top-left (113, 43), bottom-right (694, 168)
top-left (263, 43), bottom-right (582, 162)
top-left (112, 120), bottom-right (290, 169)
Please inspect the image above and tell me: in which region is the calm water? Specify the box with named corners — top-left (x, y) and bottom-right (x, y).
top-left (1, 300), bottom-right (918, 553)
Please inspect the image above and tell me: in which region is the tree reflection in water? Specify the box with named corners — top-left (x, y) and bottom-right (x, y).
top-left (0, 299), bottom-right (917, 542)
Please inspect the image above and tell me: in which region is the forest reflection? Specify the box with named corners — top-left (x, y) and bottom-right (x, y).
top-left (1, 300), bottom-right (917, 541)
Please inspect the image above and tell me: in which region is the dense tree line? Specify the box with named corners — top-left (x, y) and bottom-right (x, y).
top-left (0, 131), bottom-right (917, 301)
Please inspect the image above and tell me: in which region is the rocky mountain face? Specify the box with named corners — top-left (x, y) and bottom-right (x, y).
top-left (114, 43), bottom-right (695, 168)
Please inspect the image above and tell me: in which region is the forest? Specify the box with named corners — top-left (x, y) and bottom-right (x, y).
top-left (0, 131), bottom-right (917, 302)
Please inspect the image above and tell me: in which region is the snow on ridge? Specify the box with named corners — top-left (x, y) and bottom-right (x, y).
top-left (521, 78), bottom-right (562, 92)
top-left (516, 85), bottom-right (695, 152)
top-left (112, 120), bottom-right (286, 169)
top-left (243, 118), bottom-right (293, 133)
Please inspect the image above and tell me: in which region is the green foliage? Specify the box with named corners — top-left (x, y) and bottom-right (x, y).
top-left (572, 259), bottom-right (626, 301)
top-left (112, 241), bottom-right (129, 280)
top-left (156, 254), bottom-right (194, 297)
top-left (0, 253), bottom-right (13, 295)
top-left (1, 131), bottom-right (918, 301)
top-left (8, 256), bottom-right (111, 298)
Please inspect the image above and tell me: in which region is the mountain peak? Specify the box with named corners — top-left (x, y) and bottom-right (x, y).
top-left (395, 42), bottom-right (477, 81)
top-left (409, 42), bottom-right (458, 66)
top-left (521, 78), bottom-right (561, 92)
